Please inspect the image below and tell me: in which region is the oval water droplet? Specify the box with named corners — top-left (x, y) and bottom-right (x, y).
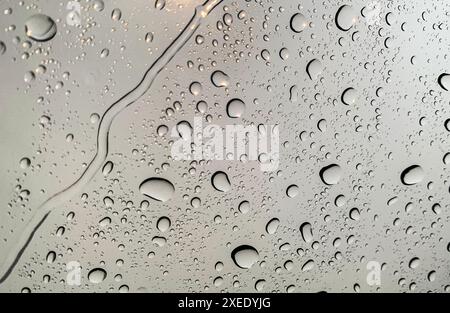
top-left (300, 222), bottom-right (313, 243)
top-left (349, 208), bottom-right (360, 221)
top-left (140, 178), bottom-right (175, 202)
top-left (211, 171), bottom-right (231, 192)
top-left (319, 164), bottom-right (342, 185)
top-left (88, 268), bottom-right (107, 284)
top-left (211, 70), bottom-right (230, 88)
top-left (400, 165), bottom-right (424, 185)
top-left (266, 218), bottom-right (280, 235)
top-left (102, 161), bottom-right (114, 176)
top-left (25, 14), bottom-right (57, 42)
top-left (231, 245), bottom-right (259, 269)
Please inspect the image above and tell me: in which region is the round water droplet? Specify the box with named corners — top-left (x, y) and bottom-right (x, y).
top-left (25, 14), bottom-right (57, 42)
top-left (266, 218), bottom-right (280, 235)
top-left (231, 245), bottom-right (259, 269)
top-left (290, 13), bottom-right (307, 33)
top-left (286, 184), bottom-right (299, 198)
top-left (226, 98), bottom-right (245, 118)
top-left (409, 257), bottom-right (420, 269)
top-left (438, 73), bottom-right (450, 91)
top-left (189, 81), bottom-right (203, 96)
top-left (335, 5), bottom-right (358, 31)
top-left (400, 165), bottom-right (424, 185)
top-left (140, 178), bottom-right (175, 202)
top-left (341, 88), bottom-right (357, 105)
top-left (156, 216), bottom-right (171, 232)
top-left (88, 268), bottom-right (107, 283)
top-left (211, 70), bottom-right (230, 88)
top-left (319, 164), bottom-right (342, 185)
top-left (20, 157), bottom-right (31, 169)
top-left (306, 59), bottom-right (323, 80)
top-left (349, 208), bottom-right (360, 221)
top-left (238, 201), bottom-right (250, 214)
top-left (211, 171), bottom-right (231, 192)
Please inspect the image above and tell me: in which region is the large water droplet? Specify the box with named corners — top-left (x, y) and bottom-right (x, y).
top-left (25, 14), bottom-right (57, 42)
top-left (211, 171), bottom-right (231, 192)
top-left (266, 218), bottom-right (280, 235)
top-left (319, 164), bottom-right (342, 185)
top-left (139, 178), bottom-right (175, 202)
top-left (88, 268), bottom-right (107, 283)
top-left (211, 70), bottom-right (230, 88)
top-left (286, 184), bottom-right (299, 198)
top-left (156, 216), bottom-right (171, 232)
top-left (226, 98), bottom-right (246, 118)
top-left (438, 73), bottom-right (450, 91)
top-left (300, 222), bottom-right (313, 243)
top-left (306, 59), bottom-right (323, 80)
top-left (400, 165), bottom-right (424, 185)
top-left (335, 5), bottom-right (358, 31)
top-left (231, 245), bottom-right (259, 269)
top-left (341, 88), bottom-right (357, 105)
top-left (290, 13), bottom-right (308, 33)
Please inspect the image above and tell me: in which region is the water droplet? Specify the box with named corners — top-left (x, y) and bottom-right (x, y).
top-left (46, 251), bottom-right (56, 264)
top-left (266, 218), bottom-right (280, 235)
top-left (306, 59), bottom-right (323, 80)
top-left (400, 165), bottom-right (424, 185)
top-left (156, 217), bottom-right (171, 232)
top-left (226, 98), bottom-right (245, 118)
top-left (319, 164), bottom-right (342, 185)
top-left (111, 9), bottom-right (122, 21)
top-left (88, 268), bottom-right (107, 283)
top-left (231, 245), bottom-right (259, 269)
top-left (335, 5), bottom-right (358, 31)
top-left (0, 41), bottom-right (6, 55)
top-left (189, 81), bottom-right (203, 96)
top-left (211, 70), bottom-right (230, 88)
top-left (438, 73), bottom-right (450, 91)
top-left (341, 88), bottom-right (357, 105)
top-left (300, 222), bottom-right (313, 243)
top-left (286, 184), bottom-right (299, 198)
top-left (349, 208), bottom-right (360, 221)
top-left (238, 201), bottom-right (250, 214)
top-left (211, 171), bottom-right (231, 192)
top-left (301, 259), bottom-right (315, 272)
top-left (155, 0), bottom-right (166, 10)
top-left (25, 14), bottom-right (57, 42)
top-left (140, 178), bottom-right (175, 202)
top-left (19, 157), bottom-right (31, 169)
top-left (290, 13), bottom-right (307, 33)
top-left (102, 161), bottom-right (114, 176)
top-left (409, 257), bottom-right (420, 269)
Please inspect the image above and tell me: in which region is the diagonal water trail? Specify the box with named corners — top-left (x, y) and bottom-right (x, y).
top-left (0, 0), bottom-right (223, 285)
